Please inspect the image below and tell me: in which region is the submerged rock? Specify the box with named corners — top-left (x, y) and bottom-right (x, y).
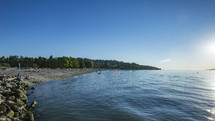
top-left (28, 101), bottom-right (37, 111)
top-left (25, 111), bottom-right (34, 121)
top-left (31, 87), bottom-right (35, 90)
top-left (34, 114), bottom-right (40, 118)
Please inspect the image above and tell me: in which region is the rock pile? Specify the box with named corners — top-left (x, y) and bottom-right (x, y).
top-left (0, 77), bottom-right (37, 121)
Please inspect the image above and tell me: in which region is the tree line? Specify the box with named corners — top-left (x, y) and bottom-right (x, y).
top-left (93, 60), bottom-right (160, 70)
top-left (0, 55), bottom-right (161, 70)
top-left (0, 56), bottom-right (93, 68)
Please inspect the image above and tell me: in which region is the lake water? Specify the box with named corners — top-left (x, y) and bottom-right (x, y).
top-left (28, 70), bottom-right (215, 121)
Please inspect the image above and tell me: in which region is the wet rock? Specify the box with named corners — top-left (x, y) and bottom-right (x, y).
top-left (7, 96), bottom-right (15, 101)
top-left (1, 82), bottom-right (6, 86)
top-left (34, 114), bottom-right (40, 118)
top-left (24, 83), bottom-right (30, 88)
top-left (15, 89), bottom-right (28, 104)
top-left (12, 104), bottom-right (25, 113)
top-left (25, 111), bottom-right (34, 121)
top-left (6, 109), bottom-right (14, 117)
top-left (0, 103), bottom-right (7, 114)
top-left (6, 100), bottom-right (16, 107)
top-left (28, 101), bottom-right (37, 111)
top-left (19, 111), bottom-right (27, 119)
top-left (16, 98), bottom-right (25, 106)
top-left (3, 88), bottom-right (11, 94)
top-left (31, 87), bottom-right (35, 90)
top-left (0, 116), bottom-right (12, 121)
top-left (0, 77), bottom-right (36, 121)
top-left (16, 89), bottom-right (25, 98)
top-left (0, 94), bottom-right (6, 103)
top-left (14, 112), bottom-right (20, 117)
top-left (0, 85), bottom-right (3, 90)
top-left (21, 97), bottom-right (28, 104)
top-left (0, 117), bottom-right (6, 121)
top-left (10, 105), bottom-right (19, 112)
top-left (5, 83), bottom-right (13, 88)
top-left (11, 83), bottom-right (18, 88)
top-left (11, 117), bottom-right (21, 121)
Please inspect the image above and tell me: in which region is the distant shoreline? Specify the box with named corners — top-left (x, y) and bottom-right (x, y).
top-left (207, 69), bottom-right (215, 70)
top-left (0, 68), bottom-right (163, 86)
top-left (1, 68), bottom-right (103, 86)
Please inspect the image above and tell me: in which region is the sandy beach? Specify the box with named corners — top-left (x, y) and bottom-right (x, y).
top-left (0, 68), bottom-right (102, 86)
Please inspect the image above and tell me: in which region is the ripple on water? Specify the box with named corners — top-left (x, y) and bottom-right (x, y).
top-left (28, 70), bottom-right (215, 121)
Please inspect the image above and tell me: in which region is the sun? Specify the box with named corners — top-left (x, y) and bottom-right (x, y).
top-left (204, 42), bottom-right (215, 54)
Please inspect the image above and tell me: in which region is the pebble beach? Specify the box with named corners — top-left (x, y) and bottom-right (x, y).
top-left (1, 68), bottom-right (102, 86)
top-left (0, 68), bottom-right (102, 120)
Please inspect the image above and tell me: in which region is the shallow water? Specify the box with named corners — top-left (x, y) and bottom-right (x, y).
top-left (28, 70), bottom-right (215, 121)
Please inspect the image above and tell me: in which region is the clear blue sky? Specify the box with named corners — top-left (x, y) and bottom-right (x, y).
top-left (0, 0), bottom-right (215, 70)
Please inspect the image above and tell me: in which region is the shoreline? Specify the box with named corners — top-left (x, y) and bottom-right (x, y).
top-left (1, 68), bottom-right (104, 86)
top-left (0, 68), bottom-right (103, 120)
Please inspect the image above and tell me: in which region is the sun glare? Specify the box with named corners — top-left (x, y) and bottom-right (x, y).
top-left (204, 42), bottom-right (215, 55)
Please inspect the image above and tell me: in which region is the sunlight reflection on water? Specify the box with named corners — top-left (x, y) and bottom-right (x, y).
top-left (28, 70), bottom-right (215, 121)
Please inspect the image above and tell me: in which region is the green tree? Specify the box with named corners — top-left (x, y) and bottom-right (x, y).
top-left (85, 60), bottom-right (94, 68)
top-left (69, 57), bottom-right (79, 68)
top-left (57, 57), bottom-right (69, 68)
top-left (35, 57), bottom-right (47, 68)
top-left (47, 55), bottom-right (54, 68)
top-left (0, 63), bottom-right (10, 68)
top-left (8, 56), bottom-right (19, 67)
top-left (78, 58), bottom-right (85, 68)
top-left (0, 56), bottom-right (6, 63)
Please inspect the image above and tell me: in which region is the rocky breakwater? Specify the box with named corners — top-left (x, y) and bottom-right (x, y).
top-left (0, 77), bottom-right (37, 121)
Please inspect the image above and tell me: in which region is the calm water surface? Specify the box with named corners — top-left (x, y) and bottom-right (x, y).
top-left (28, 70), bottom-right (215, 121)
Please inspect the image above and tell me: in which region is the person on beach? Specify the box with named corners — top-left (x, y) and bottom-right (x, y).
top-left (0, 72), bottom-right (4, 80)
top-left (25, 75), bottom-right (30, 80)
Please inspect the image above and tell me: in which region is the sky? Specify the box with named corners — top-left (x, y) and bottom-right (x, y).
top-left (0, 0), bottom-right (215, 70)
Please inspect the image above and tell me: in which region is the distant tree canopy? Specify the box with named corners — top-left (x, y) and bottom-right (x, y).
top-left (0, 55), bottom-right (161, 70)
top-left (93, 60), bottom-right (160, 70)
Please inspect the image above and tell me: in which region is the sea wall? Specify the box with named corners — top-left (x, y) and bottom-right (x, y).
top-left (0, 77), bottom-right (37, 121)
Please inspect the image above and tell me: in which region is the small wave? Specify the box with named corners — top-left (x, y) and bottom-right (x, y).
top-left (28, 70), bottom-right (215, 121)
